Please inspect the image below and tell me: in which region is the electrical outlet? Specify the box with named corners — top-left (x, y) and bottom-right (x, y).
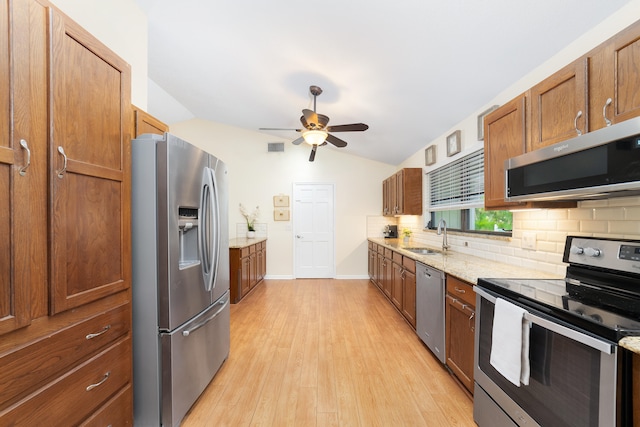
top-left (522, 231), bottom-right (537, 250)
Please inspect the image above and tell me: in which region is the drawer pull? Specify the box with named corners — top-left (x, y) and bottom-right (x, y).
top-left (86, 325), bottom-right (111, 340)
top-left (86, 371), bottom-right (110, 391)
top-left (454, 286), bottom-right (466, 294)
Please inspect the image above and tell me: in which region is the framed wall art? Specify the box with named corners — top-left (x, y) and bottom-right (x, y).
top-left (477, 105), bottom-right (499, 141)
top-left (273, 194), bottom-right (289, 207)
top-left (446, 130), bottom-right (461, 157)
top-left (425, 145), bottom-right (436, 166)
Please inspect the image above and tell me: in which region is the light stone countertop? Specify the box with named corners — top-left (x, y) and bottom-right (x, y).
top-left (368, 237), bottom-right (559, 284)
top-left (229, 237), bottom-right (267, 249)
top-left (370, 237), bottom-right (640, 353)
top-left (620, 337), bottom-right (640, 355)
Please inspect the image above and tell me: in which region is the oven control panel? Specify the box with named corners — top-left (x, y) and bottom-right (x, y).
top-left (564, 236), bottom-right (640, 275)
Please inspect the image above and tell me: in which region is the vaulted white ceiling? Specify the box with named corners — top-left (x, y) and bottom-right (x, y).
top-left (136, 0), bottom-right (632, 165)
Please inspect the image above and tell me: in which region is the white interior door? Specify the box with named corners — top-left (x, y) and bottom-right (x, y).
top-left (293, 183), bottom-right (335, 278)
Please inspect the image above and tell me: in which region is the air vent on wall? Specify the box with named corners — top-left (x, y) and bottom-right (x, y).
top-left (268, 142), bottom-right (285, 152)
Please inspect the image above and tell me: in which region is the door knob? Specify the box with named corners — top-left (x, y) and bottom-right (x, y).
top-left (296, 234), bottom-right (302, 238)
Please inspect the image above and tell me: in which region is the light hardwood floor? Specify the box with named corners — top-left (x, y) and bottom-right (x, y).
top-left (182, 279), bottom-right (476, 426)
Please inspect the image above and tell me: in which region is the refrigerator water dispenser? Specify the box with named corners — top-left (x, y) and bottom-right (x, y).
top-left (178, 207), bottom-right (199, 269)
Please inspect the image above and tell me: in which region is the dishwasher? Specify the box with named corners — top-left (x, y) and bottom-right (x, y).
top-left (416, 262), bottom-right (446, 363)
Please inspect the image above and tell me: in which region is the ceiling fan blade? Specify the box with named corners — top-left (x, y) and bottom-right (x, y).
top-left (325, 133), bottom-right (348, 148)
top-left (260, 127), bottom-right (302, 131)
top-left (325, 123), bottom-right (369, 132)
top-left (292, 136), bottom-right (304, 145)
top-left (302, 109), bottom-right (319, 127)
top-left (309, 145), bottom-right (317, 162)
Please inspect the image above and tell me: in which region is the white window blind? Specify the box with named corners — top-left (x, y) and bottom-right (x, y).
top-left (428, 149), bottom-right (484, 211)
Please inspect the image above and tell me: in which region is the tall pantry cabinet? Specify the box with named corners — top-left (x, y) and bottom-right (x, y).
top-left (0, 0), bottom-right (133, 425)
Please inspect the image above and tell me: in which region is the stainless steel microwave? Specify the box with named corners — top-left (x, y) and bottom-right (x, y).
top-left (505, 117), bottom-right (640, 201)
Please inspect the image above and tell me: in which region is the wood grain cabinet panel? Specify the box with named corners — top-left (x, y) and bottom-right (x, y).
top-left (0, 0), bottom-right (32, 336)
top-left (0, 0), bottom-right (133, 423)
top-left (588, 20), bottom-right (640, 132)
top-left (529, 58), bottom-right (588, 151)
top-left (133, 105), bottom-right (168, 137)
top-left (445, 275), bottom-right (475, 394)
top-left (230, 240), bottom-right (267, 303)
top-left (0, 337), bottom-right (131, 426)
top-left (382, 168), bottom-right (422, 216)
top-left (49, 6), bottom-right (131, 314)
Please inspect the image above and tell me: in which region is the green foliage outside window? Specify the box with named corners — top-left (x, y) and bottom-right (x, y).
top-left (474, 208), bottom-right (513, 232)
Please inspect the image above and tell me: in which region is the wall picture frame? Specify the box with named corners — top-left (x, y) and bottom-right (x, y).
top-left (274, 208), bottom-right (290, 221)
top-left (425, 145), bottom-right (436, 166)
top-left (273, 194), bottom-right (289, 207)
top-left (477, 105), bottom-right (499, 141)
top-left (446, 130), bottom-right (461, 157)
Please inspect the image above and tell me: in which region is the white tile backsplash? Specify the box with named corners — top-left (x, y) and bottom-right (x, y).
top-left (367, 195), bottom-right (640, 277)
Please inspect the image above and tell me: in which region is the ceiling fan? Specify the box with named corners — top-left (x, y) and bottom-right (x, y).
top-left (260, 85), bottom-right (369, 162)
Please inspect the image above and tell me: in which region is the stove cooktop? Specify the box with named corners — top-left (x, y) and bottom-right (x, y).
top-left (477, 277), bottom-right (640, 343)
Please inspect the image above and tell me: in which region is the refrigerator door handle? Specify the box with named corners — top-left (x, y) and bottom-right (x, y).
top-left (182, 297), bottom-right (228, 337)
top-left (199, 167), bottom-right (221, 291)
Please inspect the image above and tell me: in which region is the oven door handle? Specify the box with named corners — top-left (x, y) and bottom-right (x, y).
top-left (474, 286), bottom-right (614, 354)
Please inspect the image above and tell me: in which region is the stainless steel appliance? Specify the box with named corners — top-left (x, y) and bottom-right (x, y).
top-left (131, 133), bottom-right (230, 427)
top-left (416, 262), bottom-right (446, 363)
top-left (505, 116), bottom-right (640, 202)
top-left (474, 236), bottom-right (640, 427)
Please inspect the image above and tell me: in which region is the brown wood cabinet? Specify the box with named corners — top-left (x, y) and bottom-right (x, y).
top-left (0, 0), bottom-right (133, 424)
top-left (230, 240), bottom-right (267, 303)
top-left (528, 58), bottom-right (588, 151)
top-left (445, 275), bottom-right (476, 394)
top-left (401, 257), bottom-right (416, 329)
top-left (368, 243), bottom-right (417, 329)
top-left (484, 95), bottom-right (528, 210)
top-left (132, 105), bottom-right (169, 137)
top-left (588, 20), bottom-right (640, 132)
top-left (382, 168), bottom-right (422, 216)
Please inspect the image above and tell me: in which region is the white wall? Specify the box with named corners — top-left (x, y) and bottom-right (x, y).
top-left (169, 119), bottom-right (396, 278)
top-left (49, 0), bottom-right (148, 108)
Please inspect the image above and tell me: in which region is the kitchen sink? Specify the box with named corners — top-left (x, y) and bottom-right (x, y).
top-left (404, 247), bottom-right (440, 255)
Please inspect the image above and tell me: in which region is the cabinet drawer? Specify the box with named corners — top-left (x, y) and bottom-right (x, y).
top-left (446, 276), bottom-right (476, 307)
top-left (392, 252), bottom-right (403, 265)
top-left (249, 244), bottom-right (256, 253)
top-left (402, 256), bottom-right (416, 273)
top-left (0, 302), bottom-right (130, 408)
top-left (384, 248), bottom-right (392, 259)
top-left (0, 337), bottom-right (132, 426)
top-left (377, 244), bottom-right (385, 254)
top-left (79, 383), bottom-right (132, 426)
top-left (240, 247), bottom-right (250, 258)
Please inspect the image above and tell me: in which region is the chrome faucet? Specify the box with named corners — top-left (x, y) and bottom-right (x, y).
top-left (437, 219), bottom-right (450, 251)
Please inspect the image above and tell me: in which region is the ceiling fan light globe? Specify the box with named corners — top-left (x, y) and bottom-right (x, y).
top-left (302, 129), bottom-right (327, 146)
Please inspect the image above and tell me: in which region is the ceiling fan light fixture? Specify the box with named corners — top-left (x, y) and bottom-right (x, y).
top-left (302, 129), bottom-right (327, 146)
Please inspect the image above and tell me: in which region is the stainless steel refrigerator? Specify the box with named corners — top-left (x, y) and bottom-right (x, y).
top-left (131, 133), bottom-right (230, 427)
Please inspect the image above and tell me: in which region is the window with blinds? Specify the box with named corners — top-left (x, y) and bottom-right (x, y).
top-left (428, 149), bottom-right (484, 211)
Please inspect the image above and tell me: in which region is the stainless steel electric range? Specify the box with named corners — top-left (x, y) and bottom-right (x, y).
top-left (474, 236), bottom-right (640, 427)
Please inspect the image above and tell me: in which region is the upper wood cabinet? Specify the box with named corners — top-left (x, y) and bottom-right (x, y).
top-left (49, 6), bottom-right (132, 314)
top-left (588, 20), bottom-right (640, 132)
top-left (484, 95), bottom-right (528, 210)
top-left (528, 58), bottom-right (588, 151)
top-left (132, 105), bottom-right (169, 137)
top-left (1, 0), bottom-right (133, 423)
top-left (0, 0), bottom-right (32, 335)
top-left (382, 168), bottom-right (422, 216)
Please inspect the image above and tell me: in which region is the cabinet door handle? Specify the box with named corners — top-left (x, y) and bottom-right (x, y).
top-left (454, 286), bottom-right (466, 294)
top-left (56, 146), bottom-right (68, 178)
top-left (19, 139), bottom-right (31, 176)
top-left (85, 324), bottom-right (111, 340)
top-left (574, 110), bottom-right (583, 136)
top-left (86, 371), bottom-right (110, 391)
top-left (469, 311), bottom-right (475, 331)
top-left (603, 98), bottom-right (612, 127)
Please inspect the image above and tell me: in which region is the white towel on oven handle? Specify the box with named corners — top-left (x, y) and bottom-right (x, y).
top-left (489, 297), bottom-right (531, 387)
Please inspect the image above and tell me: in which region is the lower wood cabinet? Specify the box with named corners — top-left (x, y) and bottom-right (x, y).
top-left (445, 274), bottom-right (476, 394)
top-left (230, 239), bottom-right (267, 303)
top-left (368, 242), bottom-right (416, 330)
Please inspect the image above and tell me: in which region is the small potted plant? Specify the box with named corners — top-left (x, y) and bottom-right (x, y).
top-left (402, 228), bottom-right (412, 244)
top-left (239, 203), bottom-right (260, 238)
